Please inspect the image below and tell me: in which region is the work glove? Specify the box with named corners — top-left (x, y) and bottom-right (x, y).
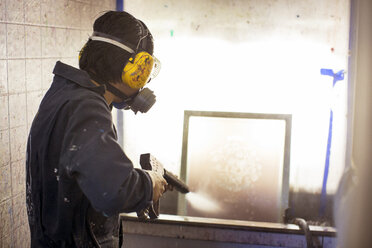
top-left (145, 169), bottom-right (167, 203)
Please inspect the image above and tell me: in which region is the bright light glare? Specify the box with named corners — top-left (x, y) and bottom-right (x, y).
top-left (124, 36), bottom-right (348, 194)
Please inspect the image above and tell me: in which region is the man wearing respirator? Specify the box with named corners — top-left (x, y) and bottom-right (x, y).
top-left (26, 11), bottom-right (166, 247)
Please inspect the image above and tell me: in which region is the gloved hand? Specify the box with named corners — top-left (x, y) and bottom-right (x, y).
top-left (145, 170), bottom-right (167, 203)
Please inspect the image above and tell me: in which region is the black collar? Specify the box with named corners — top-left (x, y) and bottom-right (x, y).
top-left (52, 61), bottom-right (106, 95)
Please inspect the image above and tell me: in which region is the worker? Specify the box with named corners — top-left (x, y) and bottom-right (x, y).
top-left (26, 11), bottom-right (167, 247)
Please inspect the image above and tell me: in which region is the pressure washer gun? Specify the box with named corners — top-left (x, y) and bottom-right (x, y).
top-left (137, 153), bottom-right (190, 220)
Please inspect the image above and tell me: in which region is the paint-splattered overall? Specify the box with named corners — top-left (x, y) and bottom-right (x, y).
top-left (26, 61), bottom-right (153, 247)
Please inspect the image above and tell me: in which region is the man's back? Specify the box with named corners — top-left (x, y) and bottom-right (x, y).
top-left (26, 61), bottom-right (152, 247)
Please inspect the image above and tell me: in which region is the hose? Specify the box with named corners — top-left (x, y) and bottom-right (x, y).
top-left (293, 218), bottom-right (314, 248)
top-left (283, 209), bottom-right (314, 248)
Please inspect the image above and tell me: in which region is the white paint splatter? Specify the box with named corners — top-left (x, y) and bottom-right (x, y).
top-left (69, 145), bottom-right (78, 151)
top-left (209, 136), bottom-right (262, 192)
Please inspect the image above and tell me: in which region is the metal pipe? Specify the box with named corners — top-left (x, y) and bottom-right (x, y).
top-left (293, 218), bottom-right (314, 248)
top-left (116, 0), bottom-right (124, 148)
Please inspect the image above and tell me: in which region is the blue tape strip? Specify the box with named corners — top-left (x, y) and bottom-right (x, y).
top-left (320, 110), bottom-right (333, 217)
top-left (319, 68), bottom-right (344, 217)
top-left (320, 68), bottom-right (334, 77)
top-left (321, 69), bottom-right (345, 87)
top-left (116, 0), bottom-right (123, 11)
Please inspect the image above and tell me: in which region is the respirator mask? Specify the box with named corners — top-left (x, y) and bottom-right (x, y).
top-left (87, 20), bottom-right (161, 114)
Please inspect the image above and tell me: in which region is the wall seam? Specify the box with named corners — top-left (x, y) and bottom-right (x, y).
top-left (3, 0), bottom-right (14, 244)
top-left (40, 0), bottom-right (43, 95)
top-left (11, 0), bottom-right (27, 243)
top-left (0, 56), bottom-right (76, 60)
top-left (24, 0), bottom-right (28, 133)
top-left (0, 20), bottom-right (82, 30)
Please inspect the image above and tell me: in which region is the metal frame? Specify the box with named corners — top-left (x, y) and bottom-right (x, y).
top-left (177, 110), bottom-right (292, 223)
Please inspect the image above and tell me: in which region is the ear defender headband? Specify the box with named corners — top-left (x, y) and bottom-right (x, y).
top-left (89, 24), bottom-right (160, 89)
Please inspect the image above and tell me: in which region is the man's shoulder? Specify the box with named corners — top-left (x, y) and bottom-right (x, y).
top-left (32, 82), bottom-right (109, 136)
top-left (43, 76), bottom-right (107, 110)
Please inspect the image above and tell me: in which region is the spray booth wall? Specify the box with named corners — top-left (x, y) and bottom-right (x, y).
top-left (0, 0), bottom-right (116, 246)
top-left (120, 0), bottom-right (350, 224)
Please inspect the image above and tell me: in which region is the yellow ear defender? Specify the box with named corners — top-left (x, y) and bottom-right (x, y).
top-left (79, 26), bottom-right (159, 113)
top-left (78, 43), bottom-right (87, 61)
top-left (122, 52), bottom-right (154, 89)
top-left (81, 32), bottom-right (160, 90)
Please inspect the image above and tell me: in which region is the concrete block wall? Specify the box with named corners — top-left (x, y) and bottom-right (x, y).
top-left (0, 0), bottom-right (116, 246)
